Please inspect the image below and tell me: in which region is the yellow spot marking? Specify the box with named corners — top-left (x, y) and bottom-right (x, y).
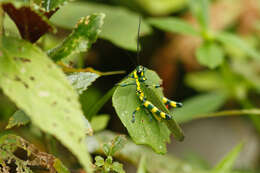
top-left (170, 102), bottom-right (177, 107)
top-left (136, 107), bottom-right (140, 111)
top-left (151, 107), bottom-right (157, 113)
top-left (162, 97), bottom-right (167, 103)
top-left (141, 72), bottom-right (144, 76)
top-left (144, 101), bottom-right (149, 107)
top-left (160, 112), bottom-right (166, 118)
top-left (134, 72), bottom-right (138, 78)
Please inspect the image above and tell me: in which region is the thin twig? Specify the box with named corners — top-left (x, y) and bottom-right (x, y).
top-left (197, 109), bottom-right (260, 119)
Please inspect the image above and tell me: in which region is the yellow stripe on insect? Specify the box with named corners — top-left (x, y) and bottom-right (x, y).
top-left (170, 101), bottom-right (177, 107)
top-left (134, 72), bottom-right (138, 78)
top-left (144, 101), bottom-right (149, 107)
top-left (160, 112), bottom-right (166, 118)
top-left (162, 97), bottom-right (168, 104)
top-left (151, 107), bottom-right (158, 113)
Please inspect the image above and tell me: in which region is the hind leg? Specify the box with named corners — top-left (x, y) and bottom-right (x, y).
top-left (117, 82), bottom-right (136, 87)
top-left (132, 106), bottom-right (142, 123)
top-left (144, 84), bottom-right (161, 88)
top-left (162, 97), bottom-right (183, 108)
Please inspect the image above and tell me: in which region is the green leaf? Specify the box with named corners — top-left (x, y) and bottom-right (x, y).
top-left (67, 72), bottom-right (100, 94)
top-left (103, 143), bottom-right (110, 156)
top-left (185, 71), bottom-right (227, 92)
top-left (48, 13), bottom-right (105, 62)
top-left (137, 155), bottom-right (146, 173)
top-left (53, 159), bottom-right (70, 173)
top-left (0, 37), bottom-right (93, 173)
top-left (212, 143), bottom-right (244, 173)
top-left (148, 17), bottom-right (199, 36)
top-left (0, 6), bottom-right (3, 35)
top-left (40, 0), bottom-right (68, 12)
top-left (6, 110), bottom-right (30, 129)
top-left (231, 60), bottom-right (260, 92)
top-left (90, 114), bottom-right (110, 132)
top-left (138, 73), bottom-right (184, 141)
top-left (95, 156), bottom-right (105, 167)
top-left (196, 42), bottom-right (225, 69)
top-left (136, 0), bottom-right (186, 16)
top-left (112, 162), bottom-right (125, 173)
top-left (216, 32), bottom-right (260, 60)
top-left (172, 92), bottom-right (227, 124)
top-left (102, 135), bottom-right (127, 156)
top-left (88, 131), bottom-right (205, 173)
top-left (109, 135), bottom-right (127, 156)
top-left (113, 68), bottom-right (183, 153)
top-left (86, 87), bottom-right (116, 120)
top-left (50, 2), bottom-right (152, 51)
top-left (188, 0), bottom-right (209, 30)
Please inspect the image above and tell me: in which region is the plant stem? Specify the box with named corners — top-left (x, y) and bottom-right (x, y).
top-left (239, 98), bottom-right (260, 134)
top-left (197, 109), bottom-right (260, 119)
top-left (58, 62), bottom-right (125, 76)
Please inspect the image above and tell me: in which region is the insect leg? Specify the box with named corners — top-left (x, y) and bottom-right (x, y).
top-left (145, 84), bottom-right (161, 88)
top-left (132, 106), bottom-right (141, 123)
top-left (143, 100), bottom-right (172, 120)
top-left (117, 82), bottom-right (136, 87)
top-left (162, 97), bottom-right (183, 108)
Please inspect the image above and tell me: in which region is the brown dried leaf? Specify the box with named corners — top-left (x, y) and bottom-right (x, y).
top-left (2, 3), bottom-right (55, 43)
top-left (0, 135), bottom-right (68, 173)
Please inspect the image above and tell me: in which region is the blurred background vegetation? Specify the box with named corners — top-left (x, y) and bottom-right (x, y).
top-left (1, 0), bottom-right (260, 172)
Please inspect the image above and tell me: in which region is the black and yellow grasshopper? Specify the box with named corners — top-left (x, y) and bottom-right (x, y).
top-left (118, 17), bottom-right (183, 123)
top-left (119, 65), bottom-right (182, 123)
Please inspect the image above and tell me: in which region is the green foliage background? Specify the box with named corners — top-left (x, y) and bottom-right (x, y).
top-left (0, 0), bottom-right (260, 173)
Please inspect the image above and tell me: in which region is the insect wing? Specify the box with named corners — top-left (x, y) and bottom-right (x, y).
top-left (141, 69), bottom-right (185, 141)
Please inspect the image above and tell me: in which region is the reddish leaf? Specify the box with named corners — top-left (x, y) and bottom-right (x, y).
top-left (2, 3), bottom-right (55, 42)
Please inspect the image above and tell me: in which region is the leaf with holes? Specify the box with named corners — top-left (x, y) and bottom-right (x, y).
top-left (0, 36), bottom-right (93, 173)
top-left (0, 134), bottom-right (70, 173)
top-left (48, 13), bottom-right (105, 62)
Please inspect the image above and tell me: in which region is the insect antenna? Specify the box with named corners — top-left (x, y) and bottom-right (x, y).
top-left (136, 16), bottom-right (142, 65)
top-left (123, 51), bottom-right (137, 70)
